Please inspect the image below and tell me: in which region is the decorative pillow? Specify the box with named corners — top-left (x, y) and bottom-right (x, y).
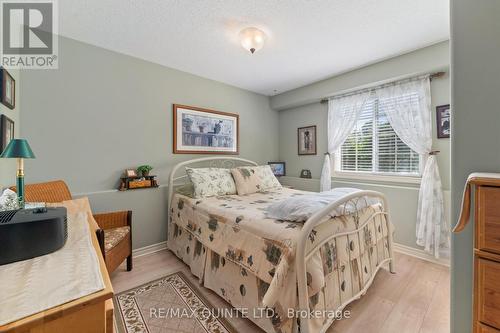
top-left (231, 165), bottom-right (282, 195)
top-left (253, 165), bottom-right (282, 190)
top-left (185, 167), bottom-right (237, 198)
top-left (231, 167), bottom-right (262, 195)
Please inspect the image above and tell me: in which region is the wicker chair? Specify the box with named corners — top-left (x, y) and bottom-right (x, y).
top-left (12, 180), bottom-right (132, 273)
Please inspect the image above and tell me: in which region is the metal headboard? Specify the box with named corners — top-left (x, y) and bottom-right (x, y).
top-left (167, 156), bottom-right (258, 224)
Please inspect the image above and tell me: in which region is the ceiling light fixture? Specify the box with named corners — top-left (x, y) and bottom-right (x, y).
top-left (239, 27), bottom-right (266, 54)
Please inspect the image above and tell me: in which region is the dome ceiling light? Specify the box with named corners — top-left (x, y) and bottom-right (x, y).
top-left (239, 27), bottom-right (267, 54)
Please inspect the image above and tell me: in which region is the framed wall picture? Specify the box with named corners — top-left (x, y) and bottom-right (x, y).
top-left (173, 104), bottom-right (239, 154)
top-left (297, 125), bottom-right (317, 155)
top-left (436, 104), bottom-right (450, 138)
top-left (268, 162), bottom-right (286, 177)
top-left (0, 68), bottom-right (15, 109)
top-left (0, 114), bottom-right (14, 152)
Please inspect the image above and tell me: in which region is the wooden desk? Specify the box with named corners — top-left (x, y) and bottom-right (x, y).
top-left (0, 218), bottom-right (114, 333)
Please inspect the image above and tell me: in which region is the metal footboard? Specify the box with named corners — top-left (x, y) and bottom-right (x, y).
top-left (295, 190), bottom-right (395, 333)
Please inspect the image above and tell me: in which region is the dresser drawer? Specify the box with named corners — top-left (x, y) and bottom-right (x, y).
top-left (477, 186), bottom-right (500, 254)
top-left (476, 256), bottom-right (500, 329)
top-left (477, 323), bottom-right (500, 333)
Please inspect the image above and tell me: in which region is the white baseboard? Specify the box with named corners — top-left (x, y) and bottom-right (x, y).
top-left (133, 241), bottom-right (168, 258)
top-left (393, 242), bottom-right (450, 267)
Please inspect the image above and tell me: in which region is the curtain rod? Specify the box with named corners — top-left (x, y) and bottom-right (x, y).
top-left (320, 71), bottom-right (446, 104)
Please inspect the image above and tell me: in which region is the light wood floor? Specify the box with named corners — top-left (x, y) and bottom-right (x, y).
top-left (111, 250), bottom-right (450, 333)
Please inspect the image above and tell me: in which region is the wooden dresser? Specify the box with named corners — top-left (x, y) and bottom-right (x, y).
top-left (454, 173), bottom-right (500, 332)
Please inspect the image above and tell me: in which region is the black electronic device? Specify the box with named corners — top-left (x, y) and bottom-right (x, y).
top-left (0, 207), bottom-right (67, 265)
top-left (300, 169), bottom-right (312, 179)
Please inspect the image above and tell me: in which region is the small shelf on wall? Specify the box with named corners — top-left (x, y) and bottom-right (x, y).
top-left (119, 175), bottom-right (159, 191)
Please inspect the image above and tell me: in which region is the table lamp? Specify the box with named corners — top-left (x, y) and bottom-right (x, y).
top-left (0, 139), bottom-right (35, 208)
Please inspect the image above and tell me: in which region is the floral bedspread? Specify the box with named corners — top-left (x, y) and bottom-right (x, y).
top-left (169, 188), bottom-right (392, 320)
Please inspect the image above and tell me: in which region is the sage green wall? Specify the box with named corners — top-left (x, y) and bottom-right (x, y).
top-left (274, 42), bottom-right (451, 250)
top-left (450, 1), bottom-right (500, 331)
top-left (17, 36), bottom-right (453, 257)
top-left (271, 41), bottom-right (450, 111)
top-left (19, 36), bottom-right (279, 249)
top-left (0, 69), bottom-right (21, 189)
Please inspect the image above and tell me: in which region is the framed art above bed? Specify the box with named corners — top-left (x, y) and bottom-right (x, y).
top-left (173, 104), bottom-right (239, 154)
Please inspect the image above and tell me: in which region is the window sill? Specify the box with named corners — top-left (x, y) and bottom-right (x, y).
top-left (332, 171), bottom-right (422, 185)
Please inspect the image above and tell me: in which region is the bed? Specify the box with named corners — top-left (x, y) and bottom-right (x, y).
top-left (167, 157), bottom-right (395, 333)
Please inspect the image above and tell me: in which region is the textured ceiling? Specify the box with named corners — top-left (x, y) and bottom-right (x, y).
top-left (59, 0), bottom-right (449, 96)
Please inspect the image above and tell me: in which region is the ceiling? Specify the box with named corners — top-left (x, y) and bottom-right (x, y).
top-left (59, 0), bottom-right (449, 96)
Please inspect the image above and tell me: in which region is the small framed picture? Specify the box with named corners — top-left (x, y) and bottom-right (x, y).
top-left (125, 169), bottom-right (137, 177)
top-left (1, 68), bottom-right (15, 109)
top-left (436, 104), bottom-right (450, 139)
top-left (297, 125), bottom-right (317, 155)
top-left (0, 114), bottom-right (14, 152)
top-left (268, 162), bottom-right (286, 177)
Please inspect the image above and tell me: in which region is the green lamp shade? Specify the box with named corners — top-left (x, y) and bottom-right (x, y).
top-left (0, 139), bottom-right (35, 158)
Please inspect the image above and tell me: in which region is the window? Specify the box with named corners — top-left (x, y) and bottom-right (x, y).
top-left (335, 96), bottom-right (421, 177)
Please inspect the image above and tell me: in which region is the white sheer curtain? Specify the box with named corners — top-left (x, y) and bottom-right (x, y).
top-left (320, 153), bottom-right (332, 192)
top-left (376, 77), bottom-right (448, 258)
top-left (320, 92), bottom-right (371, 191)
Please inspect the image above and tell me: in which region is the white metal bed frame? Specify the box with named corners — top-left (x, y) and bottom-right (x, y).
top-left (167, 157), bottom-right (395, 333)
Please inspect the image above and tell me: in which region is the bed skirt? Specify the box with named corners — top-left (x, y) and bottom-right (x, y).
top-left (168, 219), bottom-right (392, 333)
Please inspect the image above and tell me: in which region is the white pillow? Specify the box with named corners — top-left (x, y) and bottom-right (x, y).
top-left (185, 167), bottom-right (237, 198)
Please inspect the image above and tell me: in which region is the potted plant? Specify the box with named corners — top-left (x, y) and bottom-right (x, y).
top-left (137, 165), bottom-right (153, 177)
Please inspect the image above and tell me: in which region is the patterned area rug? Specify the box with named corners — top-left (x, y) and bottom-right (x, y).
top-left (114, 271), bottom-right (237, 333)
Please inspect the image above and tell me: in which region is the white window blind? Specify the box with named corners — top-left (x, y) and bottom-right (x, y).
top-left (338, 95), bottom-right (421, 175)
